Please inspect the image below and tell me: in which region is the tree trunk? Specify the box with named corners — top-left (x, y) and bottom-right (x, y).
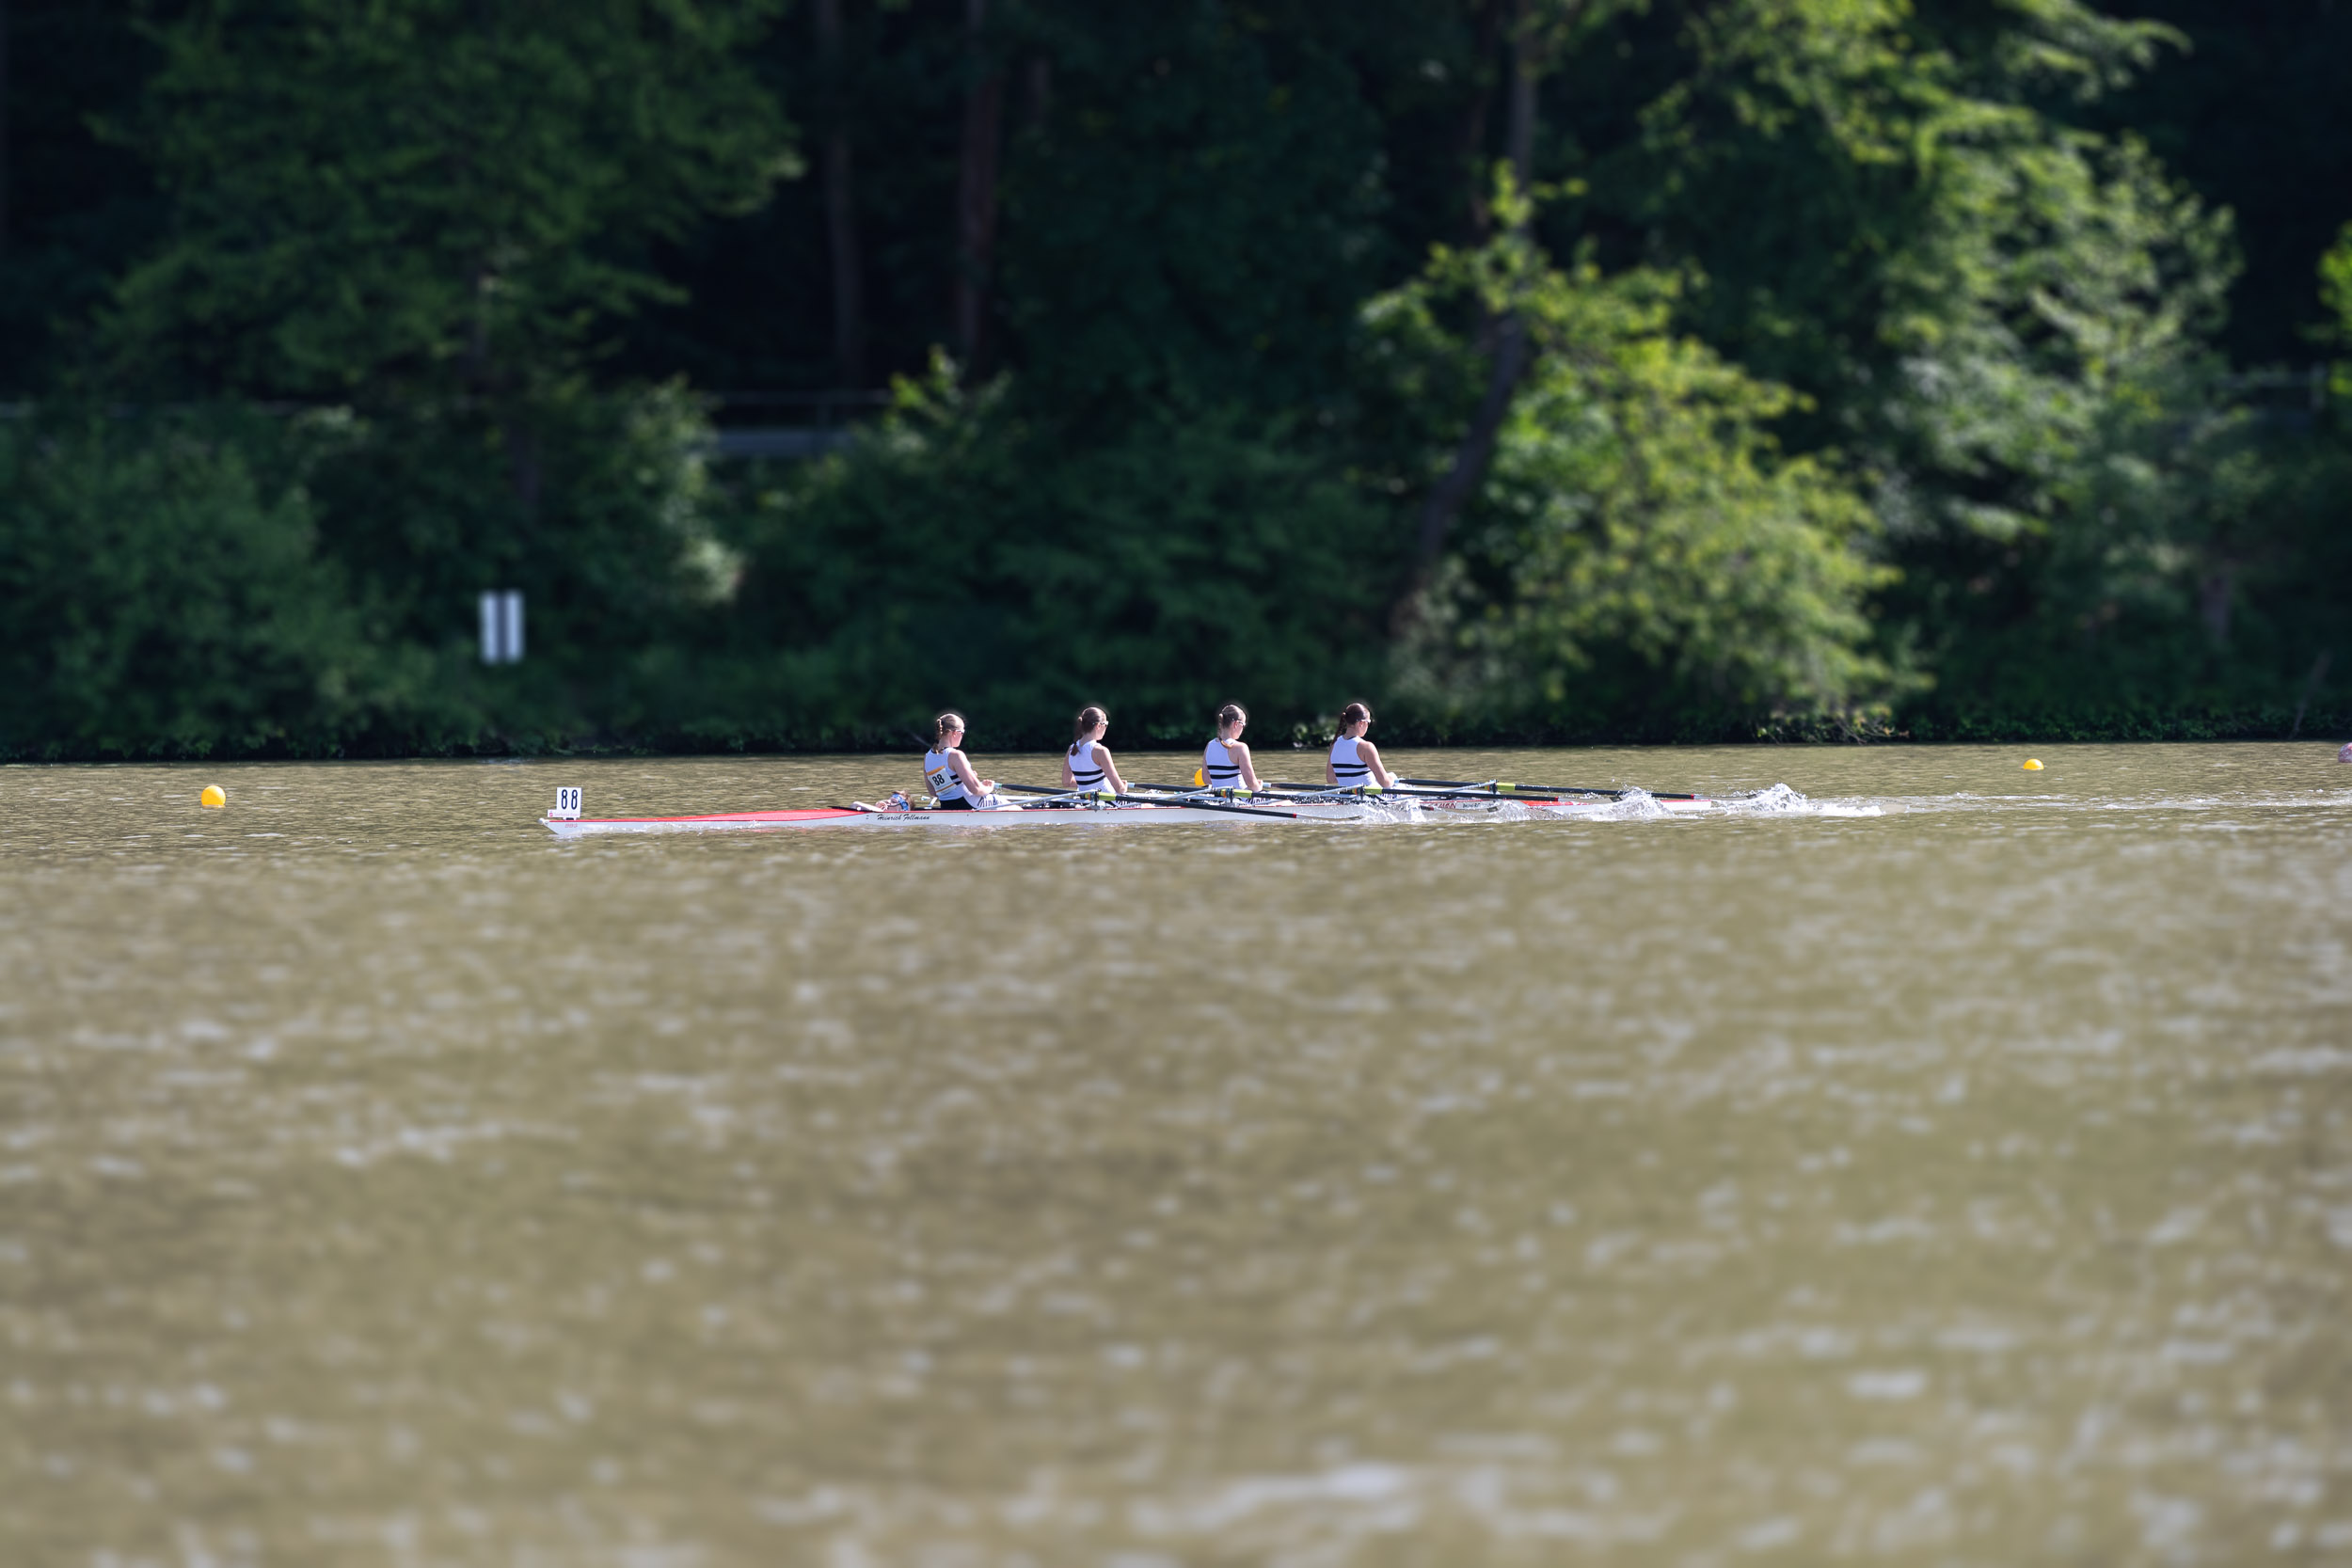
top-left (1394, 0), bottom-right (1543, 634)
top-left (1457, 0), bottom-right (1504, 242)
top-left (1504, 5), bottom-right (1535, 182)
top-left (953, 0), bottom-right (1006, 373)
top-left (1405, 319), bottom-right (1531, 586)
top-left (815, 0), bottom-right (866, 386)
top-left (1026, 55), bottom-right (1051, 131)
top-left (2198, 566), bottom-right (2233, 645)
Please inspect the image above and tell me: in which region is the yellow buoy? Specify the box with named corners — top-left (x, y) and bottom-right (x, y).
top-left (199, 784), bottom-right (227, 807)
top-left (2021, 759), bottom-right (2043, 771)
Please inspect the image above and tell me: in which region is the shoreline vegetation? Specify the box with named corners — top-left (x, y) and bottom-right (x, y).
top-left (2, 3), bottom-right (2347, 762)
top-left (6, 705), bottom-right (2347, 764)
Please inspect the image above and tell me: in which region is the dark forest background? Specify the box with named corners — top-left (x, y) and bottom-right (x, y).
top-left (1, 0), bottom-right (2347, 756)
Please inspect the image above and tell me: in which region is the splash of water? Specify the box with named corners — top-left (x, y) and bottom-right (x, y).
top-left (1600, 788), bottom-right (1671, 820)
top-left (1740, 783), bottom-right (1812, 813)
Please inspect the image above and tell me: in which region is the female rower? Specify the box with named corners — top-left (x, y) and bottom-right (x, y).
top-left (1202, 702), bottom-right (1262, 794)
top-left (1327, 701), bottom-right (1398, 791)
top-left (922, 712), bottom-right (1006, 810)
top-left (1063, 705), bottom-right (1130, 799)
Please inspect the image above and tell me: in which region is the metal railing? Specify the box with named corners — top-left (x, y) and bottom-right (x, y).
top-left (0, 388), bottom-right (897, 460)
top-left (707, 389), bottom-right (891, 427)
top-left (705, 389), bottom-right (892, 461)
top-left (2215, 364), bottom-right (2333, 424)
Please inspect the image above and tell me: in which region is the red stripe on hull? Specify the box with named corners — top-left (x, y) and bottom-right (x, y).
top-left (568, 808), bottom-right (863, 826)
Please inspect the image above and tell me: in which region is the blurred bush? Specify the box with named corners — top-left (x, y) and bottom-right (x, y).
top-left (662, 361), bottom-right (1395, 751)
top-left (0, 388), bottom-right (739, 758)
top-left (0, 410), bottom-right (385, 758)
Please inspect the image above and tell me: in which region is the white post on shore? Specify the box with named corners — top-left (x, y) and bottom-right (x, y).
top-left (480, 590), bottom-right (525, 664)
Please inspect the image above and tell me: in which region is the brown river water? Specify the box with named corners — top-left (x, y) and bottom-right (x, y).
top-left (4, 743), bottom-right (2349, 1566)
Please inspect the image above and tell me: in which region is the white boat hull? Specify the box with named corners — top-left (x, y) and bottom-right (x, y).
top-left (539, 795), bottom-right (1718, 837)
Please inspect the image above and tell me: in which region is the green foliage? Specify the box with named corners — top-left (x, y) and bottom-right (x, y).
top-left (1624, 0), bottom-right (2232, 511)
top-left (1859, 118), bottom-right (2269, 720)
top-left (46, 0), bottom-right (784, 756)
top-left (992, 1), bottom-right (1411, 420)
top-left (1596, 0), bottom-right (2292, 726)
top-left (0, 0), bottom-right (2345, 754)
top-left (296, 385), bottom-right (737, 674)
top-left (1911, 394), bottom-right (2352, 725)
top-left (0, 388), bottom-right (745, 758)
top-left (0, 413), bottom-right (393, 757)
top-left (1368, 187), bottom-right (1898, 727)
top-left (2083, 0), bottom-right (2352, 367)
top-left (2323, 224), bottom-right (2352, 346)
top-left (676, 358), bottom-right (1395, 748)
top-left (0, 1), bottom-right (167, 396)
top-left (104, 0), bottom-right (791, 402)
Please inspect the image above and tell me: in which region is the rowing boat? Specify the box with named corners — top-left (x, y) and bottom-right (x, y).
top-left (543, 802), bottom-right (1271, 837)
top-left (536, 786), bottom-right (1717, 837)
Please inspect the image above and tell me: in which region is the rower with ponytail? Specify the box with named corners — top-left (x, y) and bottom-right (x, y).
top-left (1326, 702), bottom-right (1397, 792)
top-left (921, 711), bottom-right (1009, 810)
top-left (1063, 705), bottom-right (1129, 800)
top-left (1201, 703), bottom-right (1262, 794)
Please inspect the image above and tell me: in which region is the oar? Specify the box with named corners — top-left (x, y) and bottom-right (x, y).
top-left (1133, 778), bottom-right (1442, 800)
top-left (993, 781), bottom-right (1299, 819)
top-left (1118, 793), bottom-right (1300, 819)
top-left (1128, 780), bottom-right (1368, 805)
top-left (1258, 779), bottom-right (1565, 803)
top-left (942, 782), bottom-right (1121, 810)
top-left (1399, 775), bottom-right (1702, 802)
top-left (1130, 780), bottom-right (1273, 797)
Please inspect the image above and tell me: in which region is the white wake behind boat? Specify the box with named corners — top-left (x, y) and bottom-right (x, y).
top-left (535, 785), bottom-right (1719, 837)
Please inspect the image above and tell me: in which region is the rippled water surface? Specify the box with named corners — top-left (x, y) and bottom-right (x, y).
top-left (5, 744), bottom-right (2351, 1565)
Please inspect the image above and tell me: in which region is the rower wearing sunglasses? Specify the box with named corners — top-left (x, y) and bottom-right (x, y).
top-left (1326, 701), bottom-right (1397, 792)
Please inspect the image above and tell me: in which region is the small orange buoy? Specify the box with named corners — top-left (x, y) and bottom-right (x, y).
top-left (2021, 759), bottom-right (2043, 771)
top-left (199, 785), bottom-right (227, 808)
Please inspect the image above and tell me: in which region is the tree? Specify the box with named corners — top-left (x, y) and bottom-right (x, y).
top-left (813, 0), bottom-right (867, 387)
top-left (2323, 223), bottom-right (2352, 356)
top-left (1590, 0), bottom-right (2239, 716)
top-left (704, 357), bottom-right (1393, 746)
top-left (953, 0), bottom-right (1006, 372)
top-left (1400, 0), bottom-right (1632, 626)
top-left (2, 0), bottom-right (12, 261)
top-left (1367, 182), bottom-right (1895, 728)
top-left (107, 0), bottom-right (791, 415)
top-left (0, 411), bottom-right (395, 757)
top-left (990, 0), bottom-right (1424, 420)
top-left (89, 0), bottom-right (783, 735)
top-left (2085, 0), bottom-right (2352, 367)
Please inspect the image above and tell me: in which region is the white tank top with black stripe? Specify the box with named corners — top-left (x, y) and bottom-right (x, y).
top-left (1329, 735), bottom-right (1372, 785)
top-left (1068, 739), bottom-right (1107, 791)
top-left (923, 747), bottom-right (970, 802)
top-left (1203, 736), bottom-right (1245, 788)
